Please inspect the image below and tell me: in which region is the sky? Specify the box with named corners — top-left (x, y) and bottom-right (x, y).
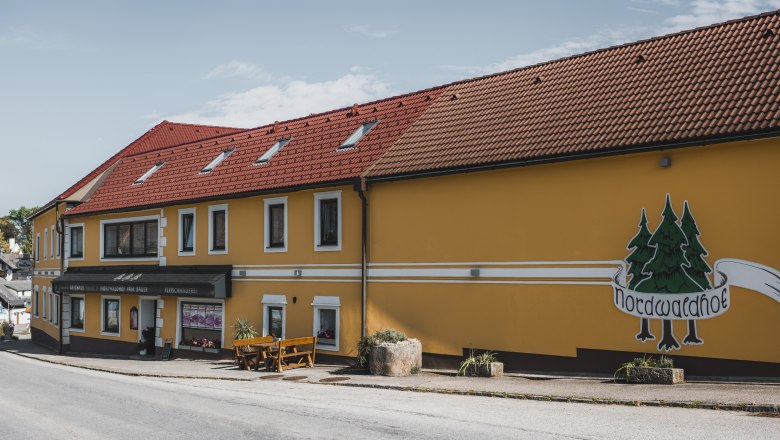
top-left (2, 0), bottom-right (779, 214)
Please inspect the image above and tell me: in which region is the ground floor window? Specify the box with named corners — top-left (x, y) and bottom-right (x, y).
top-left (312, 296), bottom-right (340, 351)
top-left (71, 296), bottom-right (84, 330)
top-left (102, 297), bottom-right (120, 334)
top-left (33, 287), bottom-right (39, 317)
top-left (261, 295), bottom-right (286, 340)
top-left (180, 302), bottom-right (222, 349)
top-left (52, 293), bottom-right (58, 326)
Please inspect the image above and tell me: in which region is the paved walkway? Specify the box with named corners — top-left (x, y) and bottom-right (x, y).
top-left (2, 338), bottom-right (778, 413)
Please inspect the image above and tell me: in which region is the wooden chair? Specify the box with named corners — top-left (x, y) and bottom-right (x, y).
top-left (269, 336), bottom-right (317, 372)
top-left (232, 336), bottom-right (273, 370)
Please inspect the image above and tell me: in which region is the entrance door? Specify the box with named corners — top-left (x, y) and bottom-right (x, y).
top-left (139, 299), bottom-right (156, 354)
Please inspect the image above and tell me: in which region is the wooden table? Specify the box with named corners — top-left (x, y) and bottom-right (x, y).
top-left (249, 342), bottom-right (277, 371)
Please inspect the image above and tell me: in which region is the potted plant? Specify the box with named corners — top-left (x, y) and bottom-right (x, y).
top-left (356, 328), bottom-right (422, 377)
top-left (614, 355), bottom-right (684, 384)
top-left (457, 350), bottom-right (504, 377)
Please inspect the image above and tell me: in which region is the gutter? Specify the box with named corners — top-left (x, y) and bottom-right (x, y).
top-left (353, 177), bottom-right (369, 338)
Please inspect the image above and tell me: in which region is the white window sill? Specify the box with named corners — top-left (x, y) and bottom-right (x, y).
top-left (68, 257), bottom-right (85, 262)
top-left (69, 328), bottom-right (85, 333)
top-left (100, 257), bottom-right (159, 263)
top-left (100, 331), bottom-right (120, 337)
top-left (178, 251), bottom-right (196, 257)
top-left (264, 246), bottom-right (288, 253)
top-left (208, 250), bottom-right (228, 255)
top-left (316, 344), bottom-right (339, 352)
top-left (315, 245), bottom-right (341, 252)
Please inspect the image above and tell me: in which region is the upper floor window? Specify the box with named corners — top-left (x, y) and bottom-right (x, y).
top-left (314, 191), bottom-right (341, 251)
top-left (35, 234), bottom-right (40, 261)
top-left (255, 138), bottom-right (292, 165)
top-left (70, 226), bottom-right (84, 259)
top-left (179, 208), bottom-right (196, 255)
top-left (134, 162), bottom-right (164, 184)
top-left (339, 121), bottom-right (378, 150)
top-left (264, 197), bottom-right (287, 252)
top-left (50, 226), bottom-right (55, 258)
top-left (201, 148), bottom-right (234, 173)
top-left (44, 229), bottom-right (48, 260)
top-left (104, 220), bottom-right (158, 258)
top-left (208, 205), bottom-right (228, 254)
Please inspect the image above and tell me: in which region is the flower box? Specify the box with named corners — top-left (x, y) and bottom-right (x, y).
top-left (463, 361), bottom-right (504, 377)
top-left (621, 367), bottom-right (684, 384)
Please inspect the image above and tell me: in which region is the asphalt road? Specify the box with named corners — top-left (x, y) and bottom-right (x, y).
top-left (1, 352), bottom-right (777, 440)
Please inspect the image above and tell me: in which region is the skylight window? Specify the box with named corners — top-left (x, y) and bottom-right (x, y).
top-left (339, 121), bottom-right (378, 149)
top-left (134, 162), bottom-right (164, 184)
top-left (201, 148), bottom-right (234, 173)
top-left (255, 137), bottom-right (292, 165)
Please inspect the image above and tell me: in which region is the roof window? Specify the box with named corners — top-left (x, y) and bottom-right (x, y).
top-left (339, 121), bottom-right (378, 150)
top-left (134, 162), bottom-right (164, 184)
top-left (201, 148), bottom-right (234, 173)
top-left (255, 137), bottom-right (292, 165)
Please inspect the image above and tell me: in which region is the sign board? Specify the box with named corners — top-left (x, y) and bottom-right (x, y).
top-left (161, 338), bottom-right (173, 360)
top-left (16, 257), bottom-right (32, 277)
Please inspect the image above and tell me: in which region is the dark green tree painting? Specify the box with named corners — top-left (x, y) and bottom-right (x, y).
top-left (679, 201), bottom-right (710, 344)
top-left (625, 209), bottom-right (655, 341)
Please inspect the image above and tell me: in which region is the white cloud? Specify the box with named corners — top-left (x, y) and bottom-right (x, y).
top-left (202, 60), bottom-right (274, 81)
top-left (0, 27), bottom-right (70, 50)
top-left (164, 70), bottom-right (393, 128)
top-left (442, 0), bottom-right (779, 75)
top-left (344, 24), bottom-right (400, 39)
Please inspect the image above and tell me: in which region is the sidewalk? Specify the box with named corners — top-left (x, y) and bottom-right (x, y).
top-left (2, 338), bottom-right (778, 413)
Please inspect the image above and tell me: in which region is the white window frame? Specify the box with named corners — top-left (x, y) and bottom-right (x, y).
top-left (42, 286), bottom-right (47, 320)
top-left (33, 286), bottom-right (39, 317)
top-left (261, 294), bottom-right (287, 339)
top-left (52, 291), bottom-right (59, 327)
top-left (68, 294), bottom-right (86, 333)
top-left (50, 225), bottom-right (55, 258)
top-left (100, 295), bottom-right (121, 336)
top-left (312, 296), bottom-right (341, 352)
top-left (178, 208), bottom-right (197, 257)
top-left (313, 190), bottom-right (342, 252)
top-left (99, 214), bottom-right (160, 262)
top-left (175, 297), bottom-right (225, 349)
top-left (44, 229), bottom-right (48, 261)
top-left (55, 225), bottom-right (60, 257)
top-left (35, 233), bottom-right (40, 262)
top-left (263, 197), bottom-right (288, 253)
top-left (208, 204), bottom-right (228, 255)
top-left (66, 223), bottom-right (85, 261)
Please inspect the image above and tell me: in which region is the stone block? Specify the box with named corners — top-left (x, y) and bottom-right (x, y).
top-left (624, 367), bottom-right (684, 384)
top-left (369, 339), bottom-right (422, 377)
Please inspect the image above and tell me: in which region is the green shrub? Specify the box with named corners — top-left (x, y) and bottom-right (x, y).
top-left (457, 350), bottom-right (498, 376)
top-left (355, 328), bottom-right (407, 370)
top-left (232, 318), bottom-right (259, 340)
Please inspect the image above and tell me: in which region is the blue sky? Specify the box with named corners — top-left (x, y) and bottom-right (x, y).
top-left (2, 0), bottom-right (778, 214)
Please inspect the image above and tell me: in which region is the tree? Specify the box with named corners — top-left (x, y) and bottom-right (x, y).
top-left (7, 206), bottom-right (39, 254)
top-left (636, 195), bottom-right (699, 351)
top-left (625, 209), bottom-right (655, 342)
top-left (0, 217), bottom-right (16, 246)
top-left (679, 201), bottom-right (710, 345)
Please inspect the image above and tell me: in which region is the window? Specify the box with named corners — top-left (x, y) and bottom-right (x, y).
top-left (102, 297), bottom-right (120, 335)
top-left (44, 229), bottom-right (48, 260)
top-left (50, 226), bottom-right (54, 258)
top-left (255, 138), bottom-right (292, 164)
top-left (339, 121), bottom-right (378, 149)
top-left (208, 205), bottom-right (228, 254)
top-left (48, 290), bottom-right (53, 323)
top-left (312, 296), bottom-right (340, 351)
top-left (52, 292), bottom-right (58, 326)
top-left (180, 302), bottom-right (223, 349)
top-left (314, 191), bottom-right (342, 251)
top-left (33, 286), bottom-right (39, 317)
top-left (103, 220), bottom-right (158, 258)
top-left (178, 208), bottom-right (196, 255)
top-left (35, 234), bottom-right (40, 261)
top-left (201, 148), bottom-right (234, 173)
top-left (71, 296), bottom-right (84, 330)
top-left (56, 227), bottom-right (60, 257)
top-left (261, 295), bottom-right (286, 339)
top-left (263, 197), bottom-right (287, 252)
top-left (134, 162), bottom-right (164, 184)
top-left (42, 287), bottom-right (47, 320)
top-left (70, 225), bottom-right (84, 258)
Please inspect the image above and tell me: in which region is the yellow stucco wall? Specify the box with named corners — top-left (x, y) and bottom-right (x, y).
top-left (31, 204), bottom-right (64, 343)
top-left (366, 138), bottom-right (780, 364)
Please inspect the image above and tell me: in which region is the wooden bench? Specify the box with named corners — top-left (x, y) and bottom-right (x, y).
top-left (232, 336), bottom-right (273, 370)
top-left (269, 337), bottom-right (317, 372)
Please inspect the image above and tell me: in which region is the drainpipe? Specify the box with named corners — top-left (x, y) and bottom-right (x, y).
top-left (353, 177), bottom-right (369, 338)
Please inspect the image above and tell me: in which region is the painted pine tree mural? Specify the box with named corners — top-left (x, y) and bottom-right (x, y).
top-left (680, 201), bottom-right (710, 344)
top-left (625, 209), bottom-right (655, 341)
top-left (636, 195), bottom-right (699, 351)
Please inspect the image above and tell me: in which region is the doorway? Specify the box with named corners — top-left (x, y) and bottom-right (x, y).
top-left (139, 299), bottom-right (157, 355)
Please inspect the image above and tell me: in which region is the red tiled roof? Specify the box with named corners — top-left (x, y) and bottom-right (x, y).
top-left (65, 88), bottom-right (444, 216)
top-left (365, 11), bottom-right (780, 178)
top-left (57, 121), bottom-right (245, 200)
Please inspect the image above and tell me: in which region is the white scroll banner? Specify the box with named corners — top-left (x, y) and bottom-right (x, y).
top-left (612, 259), bottom-right (780, 320)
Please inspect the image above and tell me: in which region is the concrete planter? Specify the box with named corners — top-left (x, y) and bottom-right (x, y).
top-left (464, 362), bottom-right (504, 377)
top-left (622, 366), bottom-right (684, 384)
top-left (369, 339), bottom-right (422, 377)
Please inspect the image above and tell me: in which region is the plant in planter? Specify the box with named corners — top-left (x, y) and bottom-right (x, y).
top-left (232, 318), bottom-right (259, 340)
top-left (457, 350), bottom-right (504, 377)
top-left (356, 329), bottom-right (422, 377)
top-left (614, 355), bottom-right (683, 384)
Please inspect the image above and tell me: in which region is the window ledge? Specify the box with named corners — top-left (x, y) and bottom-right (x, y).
top-left (315, 245), bottom-right (341, 252)
top-left (316, 344), bottom-right (339, 352)
top-left (178, 251), bottom-right (196, 257)
top-left (99, 257), bottom-right (160, 263)
top-left (264, 246), bottom-right (288, 253)
top-left (68, 328), bottom-right (85, 333)
top-left (100, 331), bottom-right (120, 337)
top-left (207, 249), bottom-right (228, 255)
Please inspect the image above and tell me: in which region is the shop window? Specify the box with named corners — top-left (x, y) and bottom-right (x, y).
top-left (264, 197), bottom-right (287, 252)
top-left (261, 295), bottom-right (286, 339)
top-left (178, 208), bottom-right (196, 255)
top-left (103, 220), bottom-right (158, 258)
top-left (180, 302), bottom-right (222, 349)
top-left (70, 225), bottom-right (84, 259)
top-left (208, 205), bottom-right (228, 254)
top-left (70, 296), bottom-right (84, 330)
top-left (314, 191), bottom-right (341, 251)
top-left (102, 297), bottom-right (120, 335)
top-left (312, 296), bottom-right (340, 351)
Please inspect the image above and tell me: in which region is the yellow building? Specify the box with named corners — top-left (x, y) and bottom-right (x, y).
top-left (32, 12), bottom-right (780, 376)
